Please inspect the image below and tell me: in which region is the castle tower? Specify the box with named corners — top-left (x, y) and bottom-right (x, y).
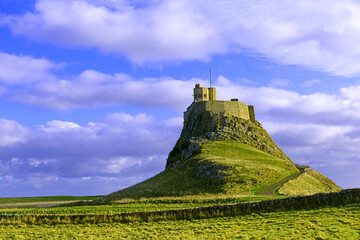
top-left (193, 84), bottom-right (210, 102)
top-left (208, 87), bottom-right (216, 101)
top-left (193, 84), bottom-right (217, 102)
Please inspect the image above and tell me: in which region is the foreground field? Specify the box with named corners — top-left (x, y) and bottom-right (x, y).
top-left (0, 195), bottom-right (282, 215)
top-left (0, 196), bottom-right (103, 205)
top-left (0, 190), bottom-right (358, 239)
top-left (0, 196), bottom-right (103, 209)
top-left (0, 203), bottom-right (359, 239)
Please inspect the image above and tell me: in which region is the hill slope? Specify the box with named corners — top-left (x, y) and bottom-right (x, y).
top-left (104, 109), bottom-right (340, 200)
top-left (278, 170), bottom-right (341, 195)
top-left (104, 141), bottom-right (298, 200)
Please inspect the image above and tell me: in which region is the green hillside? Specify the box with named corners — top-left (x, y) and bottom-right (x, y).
top-left (104, 110), bottom-right (340, 201)
top-left (278, 170), bottom-right (341, 195)
top-left (103, 141), bottom-right (299, 200)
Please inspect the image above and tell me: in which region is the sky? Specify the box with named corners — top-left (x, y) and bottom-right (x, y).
top-left (0, 0), bottom-right (360, 197)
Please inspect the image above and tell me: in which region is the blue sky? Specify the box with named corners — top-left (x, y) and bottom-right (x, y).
top-left (1, 0), bottom-right (360, 197)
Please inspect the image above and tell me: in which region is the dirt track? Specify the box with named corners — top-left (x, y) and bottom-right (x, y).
top-left (258, 171), bottom-right (303, 195)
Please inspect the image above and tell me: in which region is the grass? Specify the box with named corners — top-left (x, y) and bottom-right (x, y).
top-left (0, 196), bottom-right (103, 205)
top-left (0, 203), bottom-right (358, 239)
top-left (0, 189), bottom-right (357, 225)
top-left (278, 170), bottom-right (341, 195)
top-left (0, 194), bottom-right (282, 215)
top-left (103, 141), bottom-right (301, 200)
top-left (0, 189), bottom-right (358, 239)
top-left (200, 141), bottom-right (299, 194)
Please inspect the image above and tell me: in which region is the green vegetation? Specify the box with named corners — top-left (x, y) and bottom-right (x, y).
top-left (0, 189), bottom-right (357, 225)
top-left (0, 189), bottom-right (358, 239)
top-left (0, 203), bottom-right (358, 239)
top-left (104, 141), bottom-right (300, 200)
top-left (278, 170), bottom-right (342, 195)
top-left (202, 141), bottom-right (298, 194)
top-left (0, 195), bottom-right (281, 215)
top-left (0, 203), bottom-right (201, 215)
top-left (0, 196), bottom-right (102, 205)
top-left (102, 113), bottom-right (340, 201)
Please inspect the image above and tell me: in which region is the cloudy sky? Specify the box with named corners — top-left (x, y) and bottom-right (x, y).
top-left (1, 0), bottom-right (360, 197)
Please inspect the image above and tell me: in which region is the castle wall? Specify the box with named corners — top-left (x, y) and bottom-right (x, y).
top-left (223, 101), bottom-right (250, 120)
top-left (248, 105), bottom-right (256, 122)
top-left (184, 101), bottom-right (254, 122)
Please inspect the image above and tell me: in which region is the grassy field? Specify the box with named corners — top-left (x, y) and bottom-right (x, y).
top-left (0, 194), bottom-right (282, 215)
top-left (0, 203), bottom-right (358, 239)
top-left (0, 196), bottom-right (103, 205)
top-left (0, 190), bottom-right (358, 238)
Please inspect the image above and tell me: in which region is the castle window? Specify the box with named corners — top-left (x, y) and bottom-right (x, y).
top-left (204, 94), bottom-right (207, 98)
top-left (198, 94), bottom-right (202, 98)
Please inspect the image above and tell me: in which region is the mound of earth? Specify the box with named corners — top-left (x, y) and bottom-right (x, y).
top-left (103, 109), bottom-right (340, 201)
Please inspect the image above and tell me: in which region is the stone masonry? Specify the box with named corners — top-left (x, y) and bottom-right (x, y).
top-left (185, 84), bottom-right (255, 123)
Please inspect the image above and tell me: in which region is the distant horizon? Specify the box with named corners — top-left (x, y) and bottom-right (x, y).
top-left (1, 0), bottom-right (360, 197)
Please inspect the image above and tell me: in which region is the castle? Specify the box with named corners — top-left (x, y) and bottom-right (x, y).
top-left (184, 84), bottom-right (255, 122)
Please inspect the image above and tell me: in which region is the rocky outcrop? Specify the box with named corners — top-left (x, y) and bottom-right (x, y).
top-left (166, 108), bottom-right (292, 169)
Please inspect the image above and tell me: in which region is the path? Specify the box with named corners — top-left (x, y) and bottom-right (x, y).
top-left (259, 167), bottom-right (307, 196)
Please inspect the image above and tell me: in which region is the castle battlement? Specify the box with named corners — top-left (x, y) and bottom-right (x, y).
top-left (184, 84), bottom-right (255, 122)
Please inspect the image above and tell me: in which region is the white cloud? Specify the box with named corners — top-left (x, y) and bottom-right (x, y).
top-left (0, 52), bottom-right (201, 110)
top-left (1, 52), bottom-right (360, 122)
top-left (215, 76), bottom-right (360, 122)
top-left (4, 0), bottom-right (360, 76)
top-left (106, 112), bottom-right (154, 126)
top-left (204, 0), bottom-right (360, 76)
top-left (0, 119), bottom-right (27, 146)
top-left (9, 69), bottom-right (201, 111)
top-left (0, 113), bottom-right (182, 181)
top-left (269, 78), bottom-right (290, 88)
top-left (27, 158), bottom-right (57, 168)
top-left (263, 121), bottom-right (353, 146)
top-left (4, 0), bottom-right (225, 64)
top-left (43, 120), bottom-right (81, 132)
top-left (301, 79), bottom-right (321, 87)
top-left (0, 52), bottom-right (60, 85)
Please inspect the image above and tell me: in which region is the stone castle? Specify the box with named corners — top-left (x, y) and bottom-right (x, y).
top-left (184, 84), bottom-right (255, 122)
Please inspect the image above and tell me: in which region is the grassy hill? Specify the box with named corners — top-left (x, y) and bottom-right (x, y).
top-left (104, 141), bottom-right (299, 200)
top-left (104, 111), bottom-right (340, 200)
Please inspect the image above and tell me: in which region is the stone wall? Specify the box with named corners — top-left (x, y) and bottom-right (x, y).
top-left (184, 101), bottom-right (254, 122)
top-left (248, 105), bottom-right (255, 122)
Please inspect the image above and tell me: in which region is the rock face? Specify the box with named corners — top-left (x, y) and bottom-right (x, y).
top-left (166, 107), bottom-right (292, 169)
